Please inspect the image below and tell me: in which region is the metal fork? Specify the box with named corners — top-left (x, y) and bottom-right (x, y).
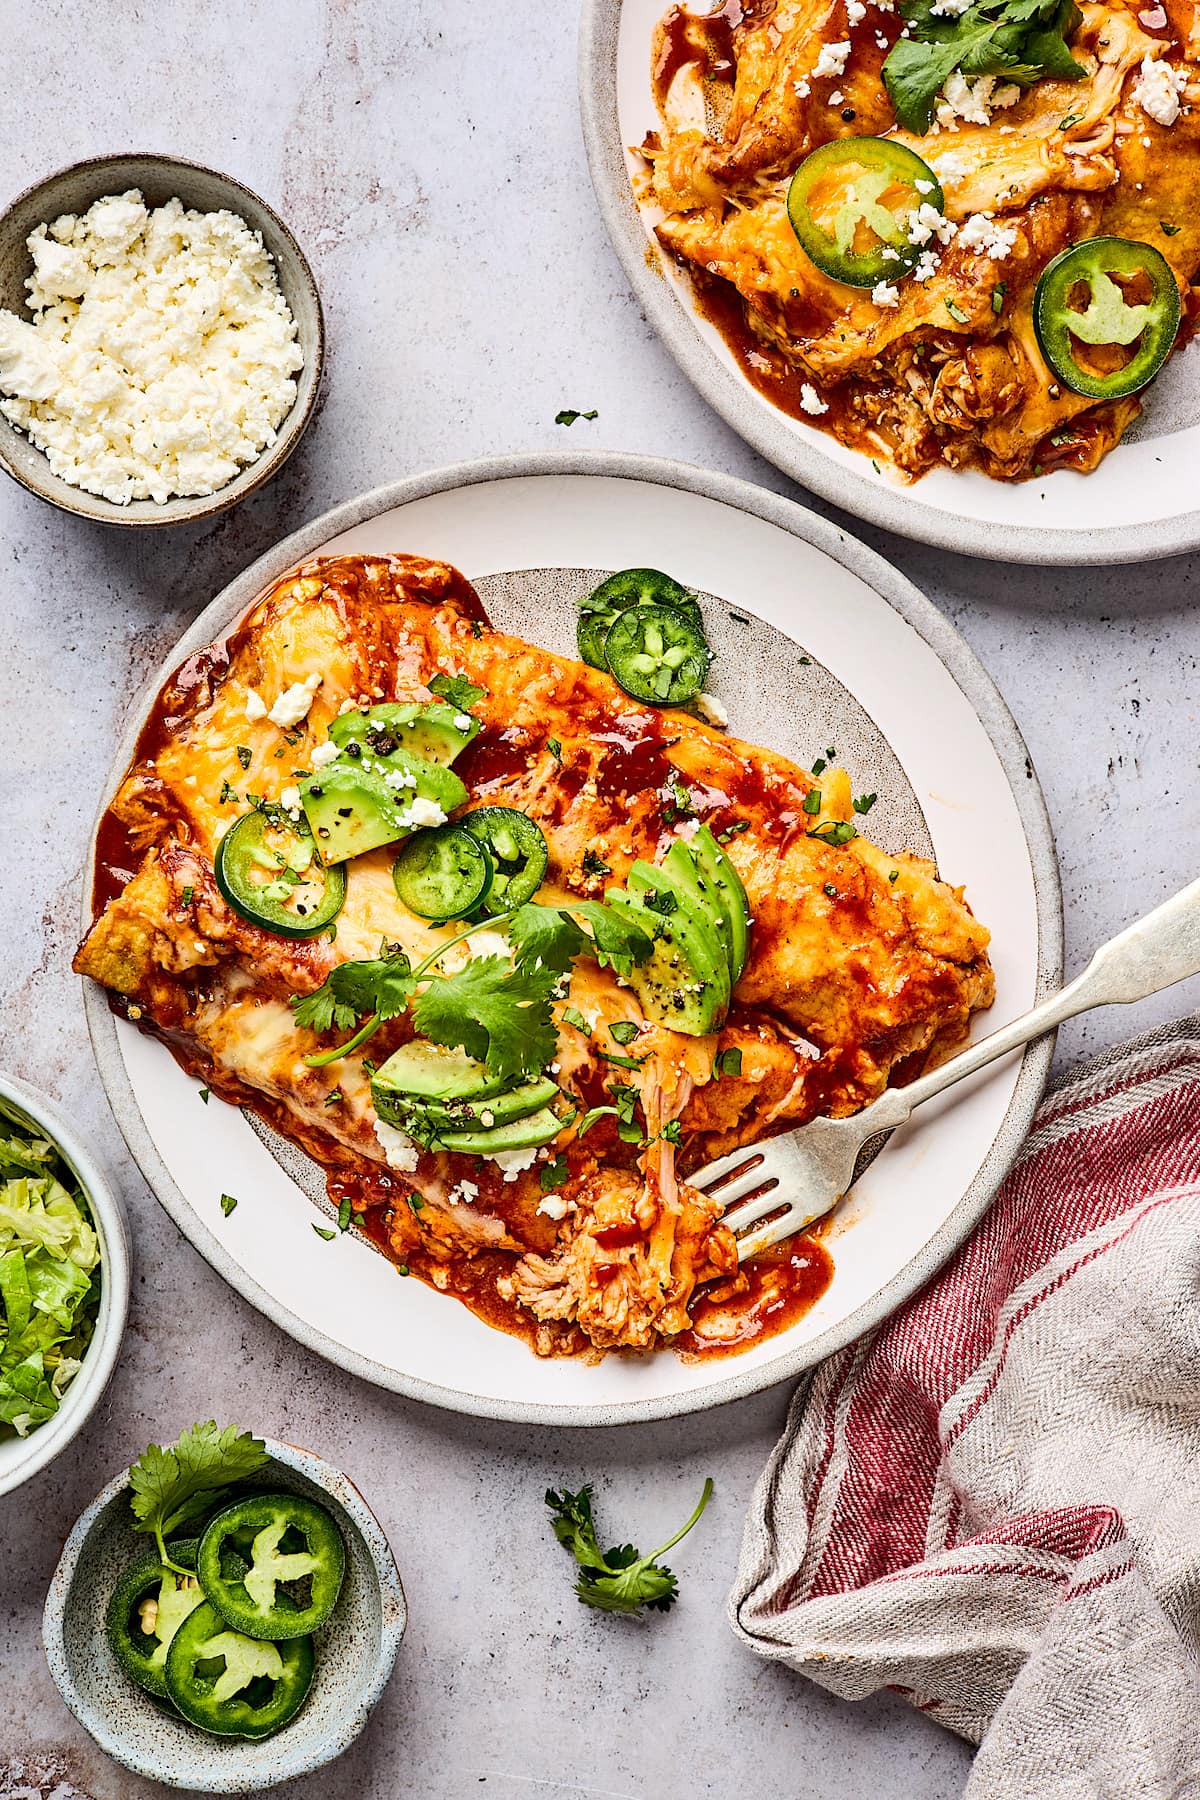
top-left (691, 876), bottom-right (1200, 1261)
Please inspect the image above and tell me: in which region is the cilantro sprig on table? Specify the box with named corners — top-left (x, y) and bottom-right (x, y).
top-left (882, 0), bottom-right (1084, 133)
top-left (546, 1479), bottom-right (714, 1615)
top-left (128, 1421), bottom-right (268, 1572)
top-left (289, 901), bottom-right (654, 1074)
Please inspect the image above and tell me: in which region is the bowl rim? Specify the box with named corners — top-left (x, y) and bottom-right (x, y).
top-left (0, 1071), bottom-right (131, 1496)
top-left (0, 150), bottom-right (325, 529)
top-left (42, 1437), bottom-right (407, 1791)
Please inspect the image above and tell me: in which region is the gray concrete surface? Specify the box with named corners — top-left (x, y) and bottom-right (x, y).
top-left (1, 2), bottom-right (1198, 1795)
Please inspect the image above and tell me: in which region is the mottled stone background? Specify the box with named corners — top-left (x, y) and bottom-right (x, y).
top-left (1, 3), bottom-right (1198, 1796)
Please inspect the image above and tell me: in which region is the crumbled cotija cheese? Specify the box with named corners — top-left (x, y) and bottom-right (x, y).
top-left (799, 383), bottom-right (830, 415)
top-left (0, 191), bottom-right (303, 505)
top-left (936, 70), bottom-right (1020, 127)
top-left (957, 213), bottom-right (1018, 259)
top-left (813, 39), bottom-right (852, 78)
top-left (373, 1119), bottom-right (420, 1173)
top-left (268, 671), bottom-right (322, 729)
top-left (1135, 54), bottom-right (1186, 126)
top-left (695, 690), bottom-right (729, 726)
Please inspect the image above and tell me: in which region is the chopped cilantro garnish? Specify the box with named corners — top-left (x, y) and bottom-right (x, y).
top-left (236, 745), bottom-right (252, 770)
top-left (220, 1193), bottom-right (237, 1217)
top-left (337, 1198), bottom-right (353, 1232)
top-left (582, 849), bottom-right (611, 878)
top-left (555, 408), bottom-right (598, 425)
top-left (946, 300), bottom-right (970, 325)
top-left (429, 671), bottom-right (485, 710)
top-left (713, 1047), bottom-right (743, 1079)
top-left (808, 820), bottom-right (859, 847)
top-left (609, 1020), bottom-right (640, 1046)
top-left (539, 1156), bottom-right (570, 1194)
top-left (181, 885), bottom-right (195, 907)
top-left (599, 1049), bottom-right (649, 1071)
top-left (547, 738), bottom-right (563, 761)
top-left (312, 1223), bottom-right (336, 1241)
top-left (561, 1006), bottom-right (592, 1037)
top-left (802, 789), bottom-right (822, 816)
top-left (852, 792), bottom-right (877, 815)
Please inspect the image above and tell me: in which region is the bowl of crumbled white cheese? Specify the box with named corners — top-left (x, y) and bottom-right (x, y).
top-left (0, 153), bottom-right (324, 524)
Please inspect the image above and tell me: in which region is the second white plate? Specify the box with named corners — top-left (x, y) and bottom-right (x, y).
top-left (579, 0), bottom-right (1200, 565)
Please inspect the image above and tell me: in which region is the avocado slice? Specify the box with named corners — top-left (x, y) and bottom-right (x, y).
top-left (690, 826), bottom-right (750, 984)
top-left (329, 702), bottom-right (479, 767)
top-left (372, 1043), bottom-right (507, 1118)
top-left (662, 838), bottom-right (736, 985)
top-left (300, 762), bottom-right (403, 865)
top-left (415, 1076), bottom-right (560, 1133)
top-left (603, 888), bottom-right (727, 1037)
top-left (299, 751), bottom-right (467, 865)
top-left (435, 1107), bottom-right (563, 1156)
top-left (626, 862), bottom-right (730, 1020)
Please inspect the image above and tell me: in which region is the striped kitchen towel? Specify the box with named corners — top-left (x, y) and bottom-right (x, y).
top-left (730, 1018), bottom-right (1200, 1799)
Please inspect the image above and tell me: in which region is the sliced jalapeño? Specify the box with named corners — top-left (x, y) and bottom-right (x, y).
top-left (603, 603), bottom-right (711, 707)
top-left (392, 823), bottom-right (493, 921)
top-left (214, 809), bottom-right (346, 938)
top-left (1033, 236), bottom-right (1180, 399)
top-left (461, 807), bottom-right (549, 910)
top-left (786, 137), bottom-right (944, 287)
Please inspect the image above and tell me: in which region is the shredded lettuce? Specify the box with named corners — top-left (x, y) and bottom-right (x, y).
top-left (0, 1106), bottom-right (100, 1439)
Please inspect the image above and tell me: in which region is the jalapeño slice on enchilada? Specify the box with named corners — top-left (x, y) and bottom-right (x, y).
top-left (786, 138), bottom-right (945, 287)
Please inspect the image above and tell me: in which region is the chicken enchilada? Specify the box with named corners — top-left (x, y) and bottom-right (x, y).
top-left (76, 553), bottom-right (994, 1360)
top-left (639, 0), bottom-right (1199, 480)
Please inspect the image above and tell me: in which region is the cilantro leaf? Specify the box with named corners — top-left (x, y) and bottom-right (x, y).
top-left (429, 671), bottom-right (485, 710)
top-left (545, 1479), bottom-right (714, 1617)
top-left (129, 1421), bottom-right (268, 1569)
top-left (571, 901), bottom-right (655, 978)
top-left (290, 951), bottom-right (413, 1039)
top-left (508, 903), bottom-right (588, 975)
top-left (555, 408), bottom-right (598, 425)
top-left (410, 957), bottom-right (559, 1085)
top-left (539, 1155), bottom-right (570, 1194)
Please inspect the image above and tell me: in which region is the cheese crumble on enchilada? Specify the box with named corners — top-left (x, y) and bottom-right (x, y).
top-left (76, 554), bottom-right (993, 1359)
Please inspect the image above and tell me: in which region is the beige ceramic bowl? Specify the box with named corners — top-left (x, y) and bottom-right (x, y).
top-left (0, 153), bottom-right (324, 527)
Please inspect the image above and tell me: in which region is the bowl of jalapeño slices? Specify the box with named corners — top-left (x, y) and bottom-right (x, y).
top-left (43, 1424), bottom-right (406, 1790)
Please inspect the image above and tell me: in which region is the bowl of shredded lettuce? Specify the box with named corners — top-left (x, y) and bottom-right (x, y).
top-left (0, 1074), bottom-right (129, 1495)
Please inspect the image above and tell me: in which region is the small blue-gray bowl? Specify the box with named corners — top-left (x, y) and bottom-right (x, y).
top-left (43, 1438), bottom-right (406, 1790)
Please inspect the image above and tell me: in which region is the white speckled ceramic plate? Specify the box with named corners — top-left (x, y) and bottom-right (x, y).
top-left (82, 454), bottom-right (1061, 1424)
top-left (579, 1), bottom-right (1200, 566)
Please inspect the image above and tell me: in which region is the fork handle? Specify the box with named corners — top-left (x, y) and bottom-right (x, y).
top-left (865, 875), bottom-right (1200, 1131)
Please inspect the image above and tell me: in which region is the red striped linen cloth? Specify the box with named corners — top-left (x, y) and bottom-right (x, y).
top-left (731, 1019), bottom-right (1200, 1798)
